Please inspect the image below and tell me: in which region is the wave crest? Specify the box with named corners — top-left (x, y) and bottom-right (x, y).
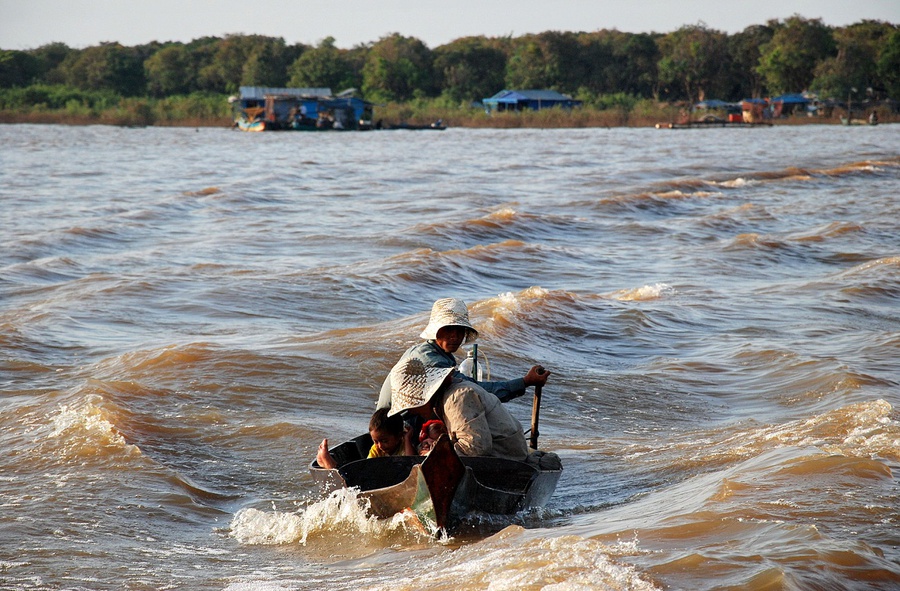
top-left (230, 488), bottom-right (434, 549)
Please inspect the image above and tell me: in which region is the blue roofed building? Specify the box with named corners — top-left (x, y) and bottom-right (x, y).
top-left (483, 90), bottom-right (582, 113)
top-left (770, 93), bottom-right (811, 116)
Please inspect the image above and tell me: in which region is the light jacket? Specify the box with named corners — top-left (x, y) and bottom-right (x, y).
top-left (436, 378), bottom-right (529, 461)
top-left (376, 340), bottom-right (526, 410)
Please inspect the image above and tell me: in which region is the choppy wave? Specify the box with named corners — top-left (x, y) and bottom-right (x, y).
top-left (231, 496), bottom-right (662, 591)
top-left (367, 526), bottom-right (661, 591)
top-left (609, 283), bottom-right (675, 302)
top-left (230, 488), bottom-right (434, 549)
top-left (47, 393), bottom-right (139, 459)
top-left (622, 399), bottom-right (900, 472)
top-left (591, 157), bottom-right (900, 215)
top-left (4, 124), bottom-right (899, 591)
top-left (565, 436), bottom-right (899, 587)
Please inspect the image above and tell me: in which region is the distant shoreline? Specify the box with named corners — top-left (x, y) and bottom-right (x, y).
top-left (1, 110), bottom-right (891, 129)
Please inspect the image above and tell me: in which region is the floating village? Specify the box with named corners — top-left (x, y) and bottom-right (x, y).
top-left (228, 87), bottom-right (587, 131)
top-left (230, 86), bottom-right (881, 132)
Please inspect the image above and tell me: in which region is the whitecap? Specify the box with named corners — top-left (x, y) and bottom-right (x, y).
top-left (611, 283), bottom-right (675, 302)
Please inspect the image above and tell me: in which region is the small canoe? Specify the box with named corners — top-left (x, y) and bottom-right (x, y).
top-left (386, 121), bottom-right (447, 130)
top-left (309, 433), bottom-right (561, 534)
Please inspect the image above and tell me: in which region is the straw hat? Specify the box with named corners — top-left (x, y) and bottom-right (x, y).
top-left (419, 298), bottom-right (478, 341)
top-left (387, 358), bottom-right (454, 416)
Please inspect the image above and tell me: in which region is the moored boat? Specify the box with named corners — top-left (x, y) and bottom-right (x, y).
top-left (386, 120), bottom-right (447, 130)
top-left (309, 433), bottom-right (562, 534)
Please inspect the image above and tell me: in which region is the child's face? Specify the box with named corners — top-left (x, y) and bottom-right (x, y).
top-left (371, 429), bottom-right (401, 455)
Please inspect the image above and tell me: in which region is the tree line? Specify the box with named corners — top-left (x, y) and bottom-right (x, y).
top-left (1, 16), bottom-right (898, 111)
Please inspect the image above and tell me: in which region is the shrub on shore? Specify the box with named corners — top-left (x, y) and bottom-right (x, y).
top-left (0, 85), bottom-right (895, 128)
top-left (0, 85), bottom-right (232, 126)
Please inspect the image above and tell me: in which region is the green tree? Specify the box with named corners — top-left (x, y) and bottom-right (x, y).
top-left (726, 24), bottom-right (774, 98)
top-left (183, 37), bottom-right (222, 93)
top-left (578, 30), bottom-right (660, 98)
top-left (197, 35), bottom-right (288, 94)
top-left (145, 44), bottom-right (197, 96)
top-left (757, 16), bottom-right (835, 94)
top-left (28, 42), bottom-right (73, 85)
top-left (505, 32), bottom-right (585, 93)
top-left (876, 29), bottom-right (900, 98)
top-left (657, 23), bottom-right (729, 102)
top-left (362, 34), bottom-right (434, 102)
top-left (505, 37), bottom-right (551, 90)
top-left (241, 37), bottom-right (291, 87)
top-left (59, 42), bottom-right (146, 96)
top-left (287, 37), bottom-right (358, 91)
top-left (811, 21), bottom-right (896, 98)
top-left (569, 32), bottom-right (616, 96)
top-left (615, 32), bottom-right (660, 98)
top-left (0, 50), bottom-right (40, 87)
top-left (433, 36), bottom-right (507, 102)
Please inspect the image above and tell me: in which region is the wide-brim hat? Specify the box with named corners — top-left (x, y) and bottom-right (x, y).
top-left (419, 297), bottom-right (478, 341)
top-left (387, 358), bottom-right (454, 417)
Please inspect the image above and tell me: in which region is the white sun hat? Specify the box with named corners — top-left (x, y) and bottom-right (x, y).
top-left (419, 298), bottom-right (478, 341)
top-left (387, 357), bottom-right (454, 416)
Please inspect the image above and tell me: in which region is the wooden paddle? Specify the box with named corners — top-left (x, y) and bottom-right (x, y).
top-left (529, 367), bottom-right (546, 450)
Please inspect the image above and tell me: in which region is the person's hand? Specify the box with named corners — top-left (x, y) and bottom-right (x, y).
top-left (403, 425), bottom-right (419, 456)
top-left (524, 365), bottom-right (550, 388)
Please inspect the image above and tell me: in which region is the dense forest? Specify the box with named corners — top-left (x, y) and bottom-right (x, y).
top-left (1, 16), bottom-right (897, 126)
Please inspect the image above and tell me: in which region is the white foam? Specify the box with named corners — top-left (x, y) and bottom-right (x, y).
top-left (48, 394), bottom-right (140, 458)
top-left (362, 526), bottom-right (660, 591)
top-left (718, 177), bottom-right (758, 188)
top-left (612, 283), bottom-right (675, 302)
top-left (229, 488), bottom-right (433, 547)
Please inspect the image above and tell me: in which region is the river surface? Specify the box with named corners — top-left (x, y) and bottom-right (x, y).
top-left (1, 122), bottom-right (898, 591)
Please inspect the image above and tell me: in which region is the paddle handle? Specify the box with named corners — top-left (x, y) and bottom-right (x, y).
top-left (529, 367), bottom-right (545, 450)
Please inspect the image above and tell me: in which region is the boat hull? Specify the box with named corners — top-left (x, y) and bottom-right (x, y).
top-left (309, 433), bottom-right (561, 534)
top-left (235, 119), bottom-right (266, 132)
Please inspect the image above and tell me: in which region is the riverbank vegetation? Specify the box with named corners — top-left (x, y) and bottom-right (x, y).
top-left (1, 16), bottom-right (897, 128)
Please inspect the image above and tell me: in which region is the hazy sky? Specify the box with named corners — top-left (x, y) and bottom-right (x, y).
top-left (3, 0), bottom-right (898, 50)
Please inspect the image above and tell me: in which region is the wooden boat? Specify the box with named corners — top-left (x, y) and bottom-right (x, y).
top-left (656, 120), bottom-right (773, 129)
top-left (236, 118), bottom-right (266, 132)
top-left (841, 116), bottom-right (877, 126)
top-left (309, 433), bottom-right (561, 534)
top-left (386, 120), bottom-right (447, 131)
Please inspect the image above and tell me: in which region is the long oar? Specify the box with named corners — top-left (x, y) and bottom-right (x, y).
top-left (529, 367), bottom-right (546, 450)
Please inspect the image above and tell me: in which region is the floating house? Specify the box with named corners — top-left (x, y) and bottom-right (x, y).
top-left (770, 94), bottom-right (811, 116)
top-left (483, 90), bottom-right (582, 113)
top-left (229, 86), bottom-right (375, 131)
top-left (741, 98), bottom-right (769, 123)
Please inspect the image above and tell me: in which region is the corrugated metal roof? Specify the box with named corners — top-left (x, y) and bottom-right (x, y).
top-left (486, 89), bottom-right (575, 101)
top-left (239, 86), bottom-right (332, 99)
top-left (484, 89), bottom-right (578, 104)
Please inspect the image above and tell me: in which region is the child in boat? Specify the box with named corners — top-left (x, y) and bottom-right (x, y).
top-left (416, 419), bottom-right (448, 455)
top-left (317, 408), bottom-right (413, 469)
top-left (367, 407), bottom-right (406, 458)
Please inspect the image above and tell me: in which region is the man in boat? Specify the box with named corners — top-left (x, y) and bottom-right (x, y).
top-left (375, 297), bottom-right (550, 411)
top-left (388, 357), bottom-right (530, 461)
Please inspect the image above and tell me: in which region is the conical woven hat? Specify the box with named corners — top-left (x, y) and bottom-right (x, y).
top-left (419, 298), bottom-right (478, 341)
top-left (387, 357), bottom-right (454, 417)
